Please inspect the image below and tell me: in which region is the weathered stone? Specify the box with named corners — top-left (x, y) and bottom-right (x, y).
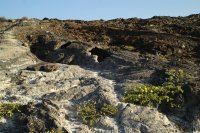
top-left (119, 104), bottom-right (181, 133)
top-left (0, 14), bottom-right (200, 133)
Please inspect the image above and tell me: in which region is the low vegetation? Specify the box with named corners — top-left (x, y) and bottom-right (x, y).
top-left (77, 101), bottom-right (118, 126)
top-left (165, 69), bottom-right (193, 86)
top-left (0, 103), bottom-right (21, 118)
top-left (100, 104), bottom-right (118, 117)
top-left (123, 69), bottom-right (193, 108)
top-left (123, 84), bottom-right (183, 108)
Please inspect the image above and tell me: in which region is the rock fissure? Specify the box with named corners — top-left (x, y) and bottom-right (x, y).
top-left (0, 15), bottom-right (200, 132)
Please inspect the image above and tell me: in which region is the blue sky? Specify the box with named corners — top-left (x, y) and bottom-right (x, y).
top-left (0, 0), bottom-right (200, 20)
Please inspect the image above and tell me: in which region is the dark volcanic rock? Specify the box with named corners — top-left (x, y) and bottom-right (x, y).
top-left (1, 14), bottom-right (200, 132)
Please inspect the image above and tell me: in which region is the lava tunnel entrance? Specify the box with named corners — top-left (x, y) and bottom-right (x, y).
top-left (60, 42), bottom-right (72, 49)
top-left (89, 47), bottom-right (111, 62)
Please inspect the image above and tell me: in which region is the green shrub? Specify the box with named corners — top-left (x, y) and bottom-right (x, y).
top-left (77, 101), bottom-right (99, 126)
top-left (0, 103), bottom-right (21, 118)
top-left (165, 69), bottom-right (192, 86)
top-left (100, 104), bottom-right (118, 117)
top-left (77, 101), bottom-right (118, 126)
top-left (123, 84), bottom-right (183, 108)
top-left (123, 69), bottom-right (191, 108)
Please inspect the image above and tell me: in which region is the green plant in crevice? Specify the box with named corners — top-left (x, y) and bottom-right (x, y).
top-left (123, 69), bottom-right (192, 109)
top-left (77, 101), bottom-right (118, 126)
top-left (100, 103), bottom-right (118, 117)
top-left (77, 101), bottom-right (99, 126)
top-left (123, 84), bottom-right (183, 108)
top-left (162, 82), bottom-right (184, 108)
top-left (0, 103), bottom-right (21, 118)
top-left (165, 69), bottom-right (193, 86)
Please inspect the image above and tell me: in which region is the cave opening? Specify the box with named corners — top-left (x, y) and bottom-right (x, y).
top-left (89, 47), bottom-right (111, 62)
top-left (60, 42), bottom-right (72, 49)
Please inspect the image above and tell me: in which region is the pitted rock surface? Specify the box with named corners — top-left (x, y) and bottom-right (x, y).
top-left (0, 15), bottom-right (200, 132)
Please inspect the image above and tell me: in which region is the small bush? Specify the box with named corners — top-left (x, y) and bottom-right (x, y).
top-left (0, 103), bottom-right (21, 118)
top-left (77, 101), bottom-right (118, 126)
top-left (43, 17), bottom-right (49, 20)
top-left (77, 101), bottom-right (99, 126)
top-left (123, 84), bottom-right (183, 108)
top-left (101, 104), bottom-right (118, 117)
top-left (123, 69), bottom-right (191, 108)
top-left (165, 69), bottom-right (192, 86)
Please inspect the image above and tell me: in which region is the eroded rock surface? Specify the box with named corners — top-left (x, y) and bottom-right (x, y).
top-left (0, 30), bottom-right (36, 70)
top-left (0, 15), bottom-right (200, 132)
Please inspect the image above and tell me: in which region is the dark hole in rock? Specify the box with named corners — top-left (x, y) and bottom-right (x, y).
top-left (26, 66), bottom-right (36, 71)
top-left (90, 47), bottom-right (111, 62)
top-left (40, 65), bottom-right (58, 72)
top-left (60, 42), bottom-right (72, 49)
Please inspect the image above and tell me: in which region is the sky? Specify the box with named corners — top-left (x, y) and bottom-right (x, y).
top-left (0, 0), bottom-right (200, 20)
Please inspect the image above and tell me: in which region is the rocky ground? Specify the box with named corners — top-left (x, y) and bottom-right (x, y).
top-left (0, 14), bottom-right (200, 133)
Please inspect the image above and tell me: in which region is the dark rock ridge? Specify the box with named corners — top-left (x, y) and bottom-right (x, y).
top-left (0, 14), bottom-right (200, 132)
